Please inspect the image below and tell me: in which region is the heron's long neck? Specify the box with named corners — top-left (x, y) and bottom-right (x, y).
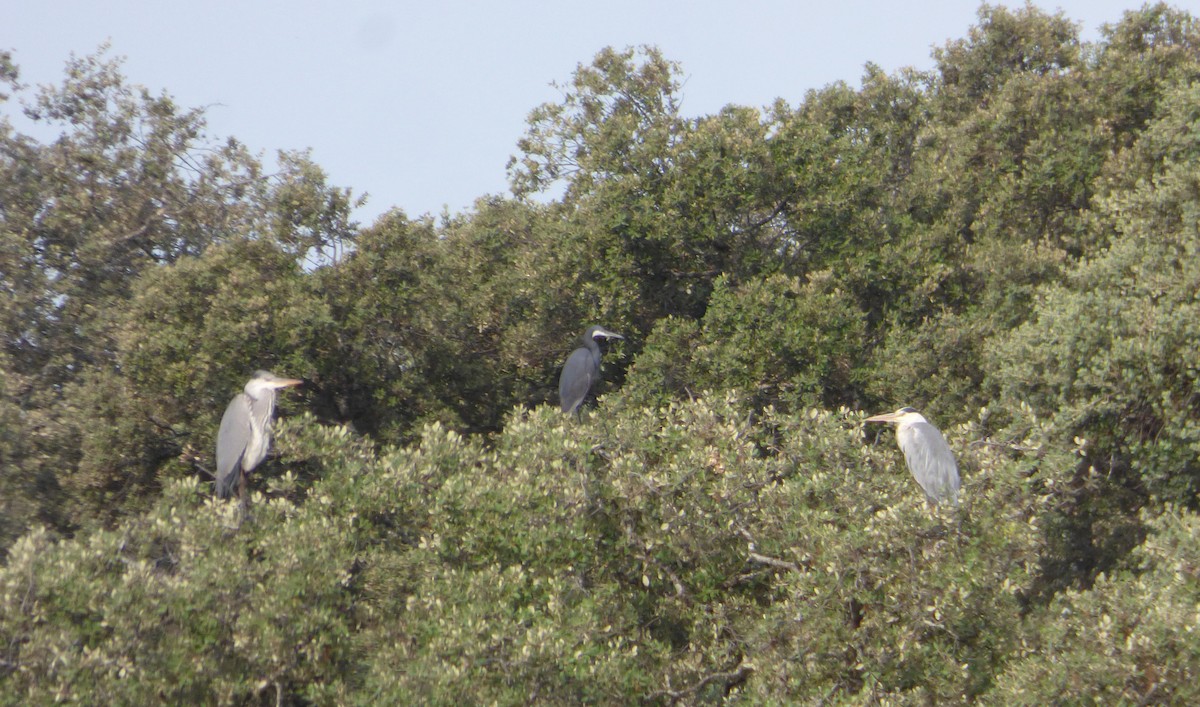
top-left (251, 391), bottom-right (276, 432)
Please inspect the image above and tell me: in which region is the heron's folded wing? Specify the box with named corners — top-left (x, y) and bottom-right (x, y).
top-left (215, 394), bottom-right (252, 498)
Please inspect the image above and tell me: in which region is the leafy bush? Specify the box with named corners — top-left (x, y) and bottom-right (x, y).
top-left (622, 273), bottom-right (865, 412)
top-left (0, 478), bottom-right (357, 704)
top-left (991, 507), bottom-right (1200, 704)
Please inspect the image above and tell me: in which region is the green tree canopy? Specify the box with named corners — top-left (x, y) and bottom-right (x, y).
top-left (3, 4), bottom-right (1200, 702)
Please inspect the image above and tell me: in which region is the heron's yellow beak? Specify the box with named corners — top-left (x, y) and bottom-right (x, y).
top-left (864, 411), bottom-right (901, 423)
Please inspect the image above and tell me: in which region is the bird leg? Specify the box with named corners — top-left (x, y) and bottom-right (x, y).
top-left (237, 468), bottom-right (252, 526)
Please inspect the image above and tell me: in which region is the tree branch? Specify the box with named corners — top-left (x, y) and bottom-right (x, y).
top-left (748, 551), bottom-right (802, 573)
top-left (649, 661), bottom-right (755, 704)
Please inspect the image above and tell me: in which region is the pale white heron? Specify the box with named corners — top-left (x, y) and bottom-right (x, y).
top-left (865, 407), bottom-right (960, 506)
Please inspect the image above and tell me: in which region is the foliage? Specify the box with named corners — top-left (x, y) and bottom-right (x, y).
top-left (0, 399), bottom-right (1052, 704)
top-left (3, 3), bottom-right (1200, 702)
top-left (622, 272), bottom-right (865, 413)
top-left (990, 507), bottom-right (1200, 704)
top-left (0, 48), bottom-right (359, 544)
top-left (0, 478), bottom-right (356, 705)
top-left (984, 76), bottom-right (1200, 593)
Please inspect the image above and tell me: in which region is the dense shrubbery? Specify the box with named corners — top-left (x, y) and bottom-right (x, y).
top-left (3, 3), bottom-right (1200, 703)
top-left (0, 401), bottom-right (1058, 703)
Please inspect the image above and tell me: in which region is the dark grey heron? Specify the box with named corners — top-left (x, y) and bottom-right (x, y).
top-left (865, 407), bottom-right (960, 506)
top-left (559, 325), bottom-right (624, 415)
top-left (215, 370), bottom-right (303, 501)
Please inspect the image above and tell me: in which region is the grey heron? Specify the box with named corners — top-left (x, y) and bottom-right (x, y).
top-left (215, 370), bottom-right (303, 501)
top-left (559, 325), bottom-right (624, 415)
top-left (865, 407), bottom-right (960, 506)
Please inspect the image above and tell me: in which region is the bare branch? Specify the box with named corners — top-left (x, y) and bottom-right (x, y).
top-left (648, 661), bottom-right (755, 704)
top-left (748, 551), bottom-right (802, 573)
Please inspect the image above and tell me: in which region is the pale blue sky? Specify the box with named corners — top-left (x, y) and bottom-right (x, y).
top-left (5, 1), bottom-right (1149, 224)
